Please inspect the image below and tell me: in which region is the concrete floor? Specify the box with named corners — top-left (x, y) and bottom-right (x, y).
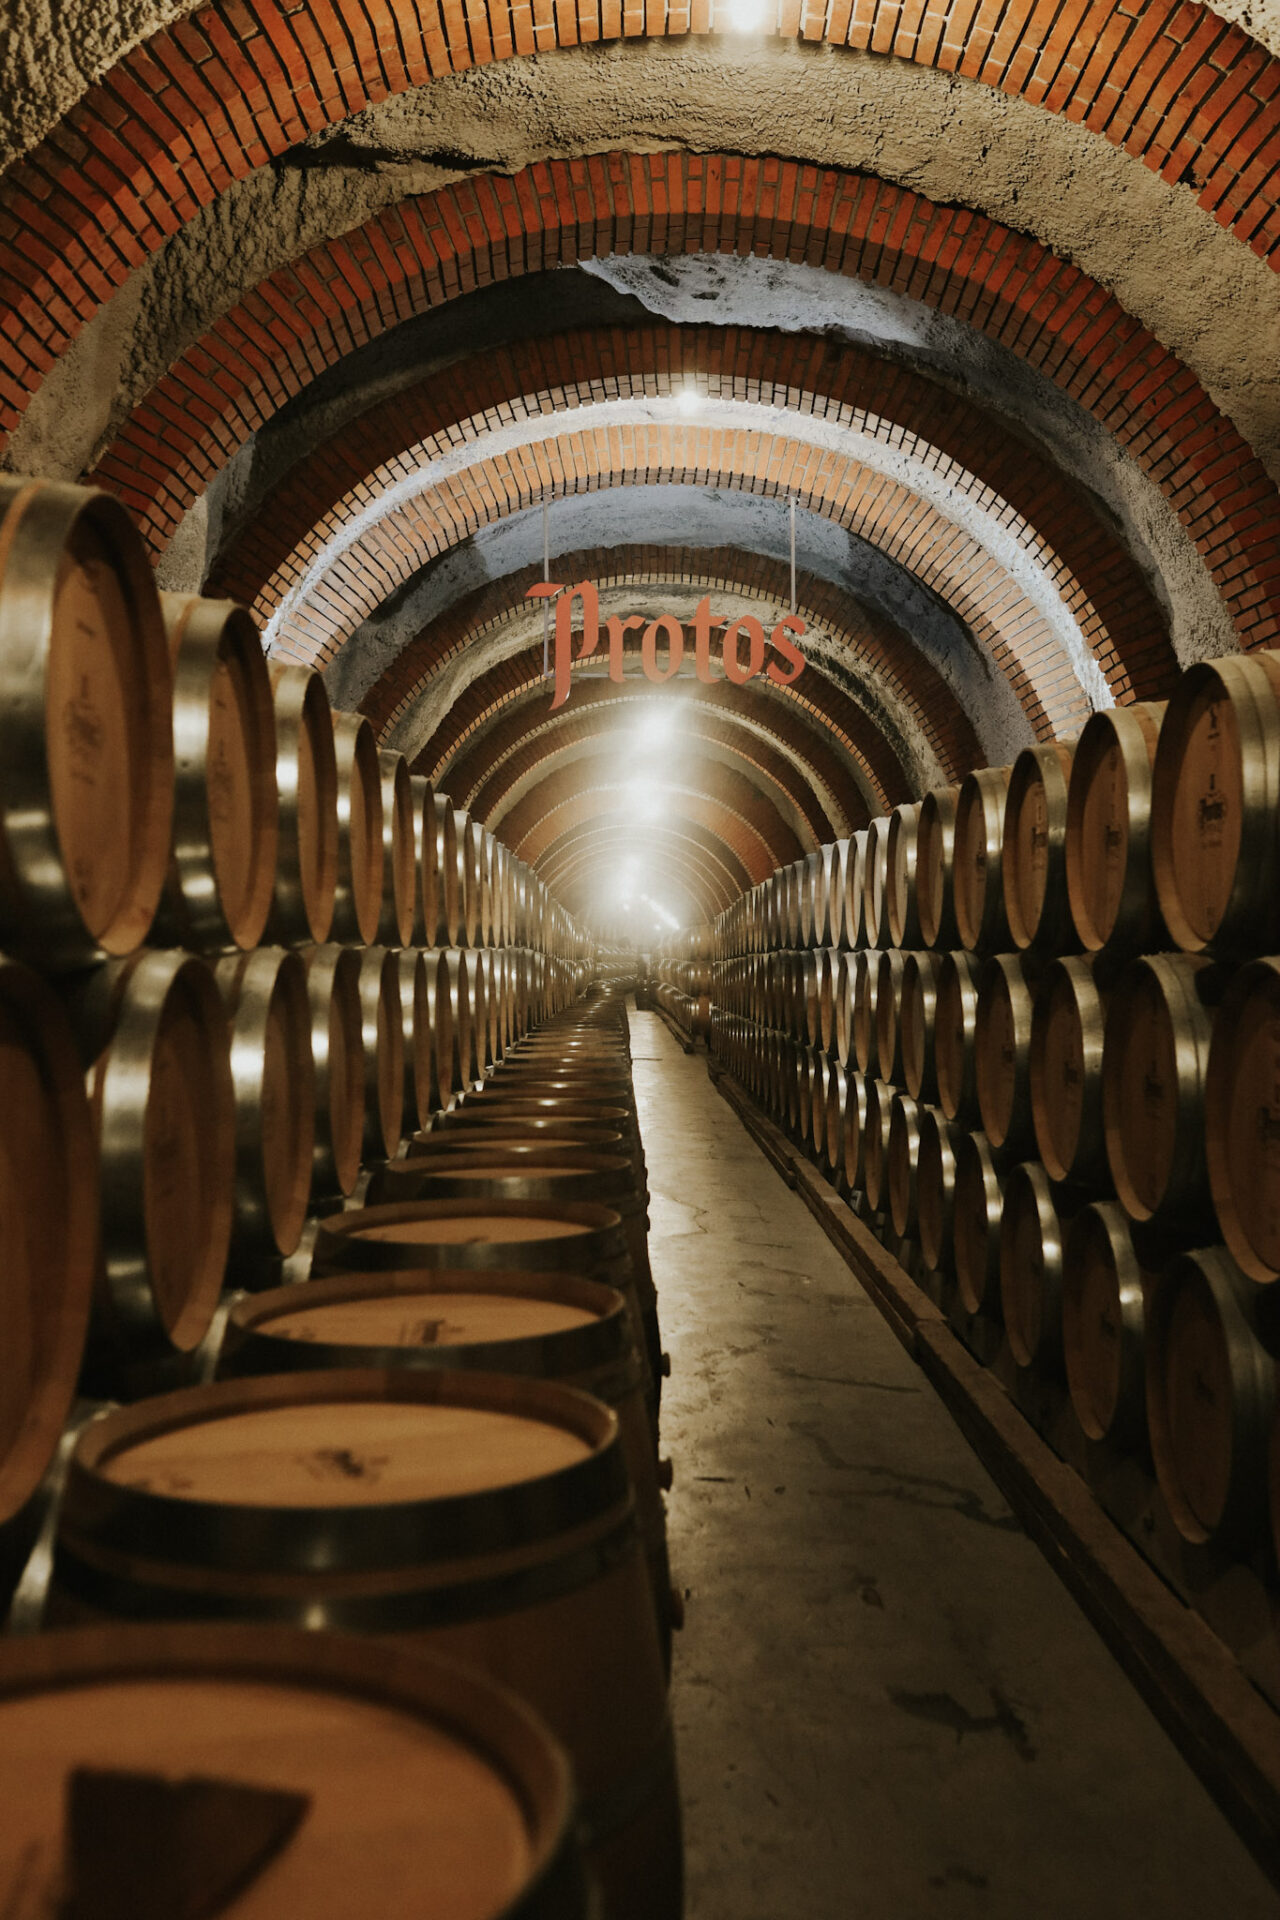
top-left (629, 1013), bottom-right (1280, 1920)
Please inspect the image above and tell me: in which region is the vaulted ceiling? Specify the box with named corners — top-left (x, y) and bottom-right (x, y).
top-left (4, 1), bottom-right (1278, 929)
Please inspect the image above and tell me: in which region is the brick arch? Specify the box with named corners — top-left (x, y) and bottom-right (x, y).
top-left (500, 749), bottom-right (806, 873)
top-left (200, 322), bottom-right (1173, 710)
top-left (5, 0), bottom-right (1280, 454)
top-left (438, 668), bottom-right (872, 839)
top-left (421, 629), bottom-right (910, 812)
top-left (373, 544), bottom-right (978, 790)
top-left (456, 691), bottom-right (848, 845)
top-left (274, 414), bottom-right (1090, 735)
top-left (80, 157), bottom-right (1280, 661)
top-left (536, 817), bottom-right (751, 916)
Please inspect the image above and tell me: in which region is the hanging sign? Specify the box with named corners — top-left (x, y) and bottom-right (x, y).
top-left (526, 581), bottom-right (808, 711)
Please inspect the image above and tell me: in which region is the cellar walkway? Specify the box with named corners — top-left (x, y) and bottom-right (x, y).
top-left (629, 1012), bottom-right (1279, 1920)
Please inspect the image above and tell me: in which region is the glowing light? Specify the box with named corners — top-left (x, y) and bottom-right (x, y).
top-left (643, 894), bottom-right (681, 930)
top-left (722, 0), bottom-right (771, 30)
top-left (636, 702), bottom-right (678, 748)
top-left (675, 381), bottom-right (703, 415)
top-left (625, 778), bottom-right (665, 822)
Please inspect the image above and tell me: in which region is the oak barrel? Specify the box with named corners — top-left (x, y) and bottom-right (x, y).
top-left (154, 594), bottom-right (277, 953)
top-left (50, 1371), bottom-right (682, 1920)
top-left (69, 949), bottom-right (234, 1383)
top-left (885, 802), bottom-right (922, 949)
top-left (861, 1078), bottom-right (895, 1216)
top-left (1205, 957), bottom-right (1280, 1285)
top-left (298, 944), bottom-right (364, 1200)
top-left (0, 1623), bottom-right (588, 1920)
top-left (1066, 702), bottom-right (1166, 954)
top-left (999, 1161), bottom-right (1067, 1371)
top-left (916, 1107), bottom-right (962, 1277)
top-left (263, 664), bottom-right (337, 947)
top-left (0, 957), bottom-right (98, 1526)
top-left (330, 712), bottom-right (383, 947)
top-left (1062, 1201), bottom-right (1149, 1446)
top-left (862, 818), bottom-right (891, 950)
top-left (355, 946), bottom-right (405, 1165)
top-left (887, 1091), bottom-right (922, 1239)
top-left (953, 767), bottom-right (1011, 954)
top-left (974, 953), bottom-right (1041, 1161)
top-left (377, 749), bottom-right (416, 949)
top-left (899, 951), bottom-right (942, 1104)
top-left (1030, 956), bottom-right (1109, 1189)
top-left (953, 1130), bottom-right (1003, 1317)
top-left (934, 952), bottom-right (980, 1126)
top-left (0, 478), bottom-right (173, 968)
top-left (916, 785), bottom-right (959, 951)
top-left (1146, 1248), bottom-right (1276, 1551)
top-left (1102, 954), bottom-right (1216, 1231)
top-left (215, 947), bottom-right (315, 1260)
top-left (1150, 654), bottom-right (1280, 955)
top-left (1003, 742), bottom-right (1075, 955)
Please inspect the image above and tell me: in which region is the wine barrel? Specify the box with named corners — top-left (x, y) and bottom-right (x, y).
top-left (874, 950), bottom-right (908, 1087)
top-left (916, 786), bottom-right (960, 951)
top-left (1102, 954), bottom-right (1216, 1231)
top-left (154, 594), bottom-right (277, 952)
top-left (0, 478), bottom-right (173, 970)
top-left (1205, 957), bottom-right (1280, 1285)
top-left (801, 950), bottom-right (821, 1048)
top-left (1062, 1201), bottom-right (1149, 1446)
top-left (861, 1078), bottom-right (895, 1216)
top-left (999, 1161), bottom-right (1068, 1371)
top-left (408, 774), bottom-right (435, 945)
top-left (885, 802), bottom-right (922, 949)
top-left (69, 949), bottom-right (234, 1384)
top-left (455, 810), bottom-right (481, 948)
top-left (0, 957), bottom-right (98, 1529)
top-left (799, 847), bottom-right (826, 951)
top-left (819, 841), bottom-right (845, 947)
top-left (219, 1267), bottom-right (674, 1656)
top-left (1002, 742), bottom-right (1075, 955)
top-left (263, 664), bottom-right (338, 947)
top-left (834, 951), bottom-right (856, 1069)
top-left (899, 951), bottom-right (942, 1104)
top-left (391, 947), bottom-right (432, 1133)
top-left (841, 1072), bottom-right (870, 1194)
top-left (974, 953), bottom-right (1041, 1161)
top-left (817, 947), bottom-right (840, 1055)
top-left (862, 818), bottom-right (891, 949)
top-left (1151, 654), bottom-right (1280, 955)
top-left (1066, 702), bottom-right (1166, 954)
top-left (823, 1061), bottom-right (849, 1183)
top-left (377, 750), bottom-right (416, 949)
top-left (471, 823), bottom-right (496, 949)
top-left (298, 944), bottom-right (364, 1200)
top-left (462, 946), bottom-right (489, 1078)
top-left (416, 946), bottom-right (455, 1116)
top-left (953, 1130), bottom-right (1003, 1317)
top-left (953, 767), bottom-right (1011, 954)
top-left (916, 1107), bottom-right (963, 1277)
top-left (808, 1048), bottom-right (830, 1162)
top-left (50, 1372), bottom-right (682, 1920)
top-left (439, 948), bottom-right (474, 1093)
top-left (330, 713), bottom-right (383, 947)
top-left (887, 1091), bottom-right (922, 1239)
top-left (1146, 1247), bottom-right (1276, 1552)
top-left (0, 1624), bottom-right (588, 1920)
top-left (1029, 956), bottom-right (1109, 1189)
top-left (838, 833), bottom-right (866, 950)
top-left (216, 947), bottom-right (315, 1261)
top-left (934, 952), bottom-right (980, 1126)
top-left (851, 951), bottom-right (880, 1076)
top-left (355, 946), bottom-right (405, 1165)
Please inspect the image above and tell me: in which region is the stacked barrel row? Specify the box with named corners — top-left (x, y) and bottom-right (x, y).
top-left (0, 478), bottom-right (683, 1919)
top-left (648, 925), bottom-right (714, 1044)
top-left (710, 659), bottom-right (1280, 1600)
top-left (30, 984), bottom-right (682, 1920)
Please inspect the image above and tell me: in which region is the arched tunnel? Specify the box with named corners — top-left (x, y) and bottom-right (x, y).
top-left (2, 2), bottom-right (1280, 1913)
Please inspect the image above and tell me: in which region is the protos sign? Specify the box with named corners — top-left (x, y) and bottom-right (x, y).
top-left (526, 581), bottom-right (807, 710)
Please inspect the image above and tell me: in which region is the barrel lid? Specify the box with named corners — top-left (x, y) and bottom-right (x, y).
top-left (62, 1369), bottom-right (625, 1576)
top-left (0, 1624), bottom-right (573, 1920)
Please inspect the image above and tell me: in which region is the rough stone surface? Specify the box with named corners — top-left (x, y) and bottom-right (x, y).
top-left (14, 42), bottom-right (1278, 502)
top-left (636, 1013), bottom-right (1280, 1920)
top-left (0, 1), bottom-right (199, 174)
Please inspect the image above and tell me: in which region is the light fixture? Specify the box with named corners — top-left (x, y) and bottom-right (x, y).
top-left (675, 381), bottom-right (702, 415)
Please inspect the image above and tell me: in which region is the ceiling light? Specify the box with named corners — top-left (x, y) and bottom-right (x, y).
top-left (636, 702), bottom-right (678, 747)
top-left (722, 0), bottom-right (772, 30)
top-left (675, 382), bottom-right (702, 414)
